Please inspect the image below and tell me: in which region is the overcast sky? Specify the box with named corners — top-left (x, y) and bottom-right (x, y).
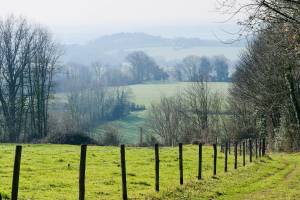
top-left (1, 0), bottom-right (241, 44)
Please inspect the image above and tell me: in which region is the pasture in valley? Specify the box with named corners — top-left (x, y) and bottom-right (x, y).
top-left (91, 82), bottom-right (231, 143)
top-left (0, 144), bottom-right (299, 200)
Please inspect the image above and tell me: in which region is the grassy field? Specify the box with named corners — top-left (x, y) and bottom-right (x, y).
top-left (0, 144), bottom-right (299, 200)
top-left (93, 82), bottom-right (231, 143)
top-left (128, 82), bottom-right (230, 107)
top-left (149, 152), bottom-right (300, 200)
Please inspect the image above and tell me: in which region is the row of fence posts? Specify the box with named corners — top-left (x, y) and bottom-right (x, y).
top-left (2, 138), bottom-right (266, 200)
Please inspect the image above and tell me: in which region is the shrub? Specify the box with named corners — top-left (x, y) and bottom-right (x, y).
top-left (102, 126), bottom-right (122, 146)
top-left (44, 131), bottom-right (99, 145)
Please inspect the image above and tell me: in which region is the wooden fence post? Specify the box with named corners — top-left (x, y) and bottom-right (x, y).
top-left (245, 139), bottom-right (248, 154)
top-left (11, 145), bottom-right (22, 200)
top-left (139, 127), bottom-right (143, 146)
top-left (234, 142), bottom-right (238, 169)
top-left (243, 141), bottom-right (246, 166)
top-left (239, 143), bottom-right (242, 156)
top-left (224, 142), bottom-right (228, 172)
top-left (198, 143), bottom-right (202, 180)
top-left (154, 144), bottom-right (159, 192)
top-left (259, 139), bottom-right (262, 158)
top-left (213, 144), bottom-right (217, 176)
top-left (249, 139), bottom-right (253, 163)
top-left (255, 139), bottom-right (258, 159)
top-left (120, 144), bottom-right (128, 200)
top-left (79, 145), bottom-right (87, 200)
top-left (179, 143), bottom-right (183, 185)
top-left (262, 138), bottom-right (266, 156)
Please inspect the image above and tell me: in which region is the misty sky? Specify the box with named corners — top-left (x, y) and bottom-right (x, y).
top-left (1, 0), bottom-right (242, 44)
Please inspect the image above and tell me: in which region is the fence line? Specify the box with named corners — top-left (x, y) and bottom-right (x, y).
top-left (79, 145), bottom-right (87, 200)
top-left (11, 145), bottom-right (22, 200)
top-left (198, 143), bottom-right (202, 180)
top-left (179, 143), bottom-right (183, 185)
top-left (1, 138), bottom-right (266, 200)
top-left (120, 144), bottom-right (128, 200)
top-left (234, 142), bottom-right (238, 169)
top-left (213, 144), bottom-right (217, 176)
top-left (155, 144), bottom-right (159, 192)
top-left (224, 142), bottom-right (228, 172)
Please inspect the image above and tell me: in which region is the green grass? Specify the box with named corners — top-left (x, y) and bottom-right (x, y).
top-left (0, 144), bottom-right (299, 200)
top-left (92, 111), bottom-right (146, 143)
top-left (93, 82), bottom-right (231, 144)
top-left (149, 153), bottom-right (300, 200)
top-left (128, 81), bottom-right (230, 107)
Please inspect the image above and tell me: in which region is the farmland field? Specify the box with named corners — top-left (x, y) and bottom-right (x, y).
top-left (92, 82), bottom-right (231, 143)
top-left (0, 144), bottom-right (299, 200)
top-left (128, 82), bottom-right (230, 107)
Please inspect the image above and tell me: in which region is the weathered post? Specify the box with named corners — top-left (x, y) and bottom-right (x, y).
top-left (234, 142), bottom-right (238, 169)
top-left (120, 144), bottom-right (128, 200)
top-left (198, 143), bottom-right (202, 180)
top-left (79, 145), bottom-right (87, 200)
top-left (243, 141), bottom-right (246, 166)
top-left (245, 139), bottom-right (248, 154)
top-left (11, 145), bottom-right (22, 200)
top-left (249, 139), bottom-right (253, 163)
top-left (179, 143), bottom-right (183, 185)
top-left (139, 127), bottom-right (143, 146)
top-left (255, 139), bottom-right (258, 159)
top-left (239, 142), bottom-right (242, 156)
top-left (259, 139), bottom-right (262, 158)
top-left (262, 138), bottom-right (266, 156)
top-left (224, 142), bottom-right (228, 172)
top-left (213, 144), bottom-right (217, 176)
top-left (154, 144), bottom-right (159, 192)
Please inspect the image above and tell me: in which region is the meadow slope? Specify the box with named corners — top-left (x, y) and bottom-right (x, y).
top-left (92, 82), bottom-right (231, 143)
top-left (0, 144), bottom-right (299, 200)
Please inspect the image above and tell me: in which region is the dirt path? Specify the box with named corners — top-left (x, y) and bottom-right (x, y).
top-left (236, 154), bottom-right (300, 200)
top-left (148, 153), bottom-right (300, 200)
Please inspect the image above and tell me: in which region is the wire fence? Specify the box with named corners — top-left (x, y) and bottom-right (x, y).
top-left (0, 138), bottom-right (266, 200)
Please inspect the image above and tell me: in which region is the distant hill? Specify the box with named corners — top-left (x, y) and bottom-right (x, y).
top-left (62, 32), bottom-right (245, 65)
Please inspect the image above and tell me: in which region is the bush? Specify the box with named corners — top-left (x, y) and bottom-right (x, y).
top-left (44, 131), bottom-right (99, 145)
top-left (102, 126), bottom-right (122, 146)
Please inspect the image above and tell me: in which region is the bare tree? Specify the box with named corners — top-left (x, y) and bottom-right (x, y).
top-left (0, 16), bottom-right (61, 142)
top-left (147, 80), bottom-right (224, 145)
top-left (147, 95), bottom-right (185, 146)
top-left (0, 16), bottom-right (35, 141)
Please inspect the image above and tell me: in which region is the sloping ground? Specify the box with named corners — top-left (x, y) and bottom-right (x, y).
top-left (92, 82), bottom-right (231, 144)
top-left (1, 144), bottom-right (298, 200)
top-left (148, 153), bottom-right (300, 200)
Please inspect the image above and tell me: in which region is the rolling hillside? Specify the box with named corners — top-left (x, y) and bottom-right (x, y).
top-left (63, 33), bottom-right (244, 65)
top-left (91, 82), bottom-right (231, 143)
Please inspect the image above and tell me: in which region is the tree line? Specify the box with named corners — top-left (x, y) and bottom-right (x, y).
top-left (0, 16), bottom-right (60, 142)
top-left (62, 65), bottom-right (144, 133)
top-left (56, 52), bottom-right (231, 91)
top-left (173, 55), bottom-right (230, 82)
top-left (147, 80), bottom-right (224, 146)
top-left (0, 16), bottom-right (145, 143)
top-left (220, 0), bottom-right (300, 151)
